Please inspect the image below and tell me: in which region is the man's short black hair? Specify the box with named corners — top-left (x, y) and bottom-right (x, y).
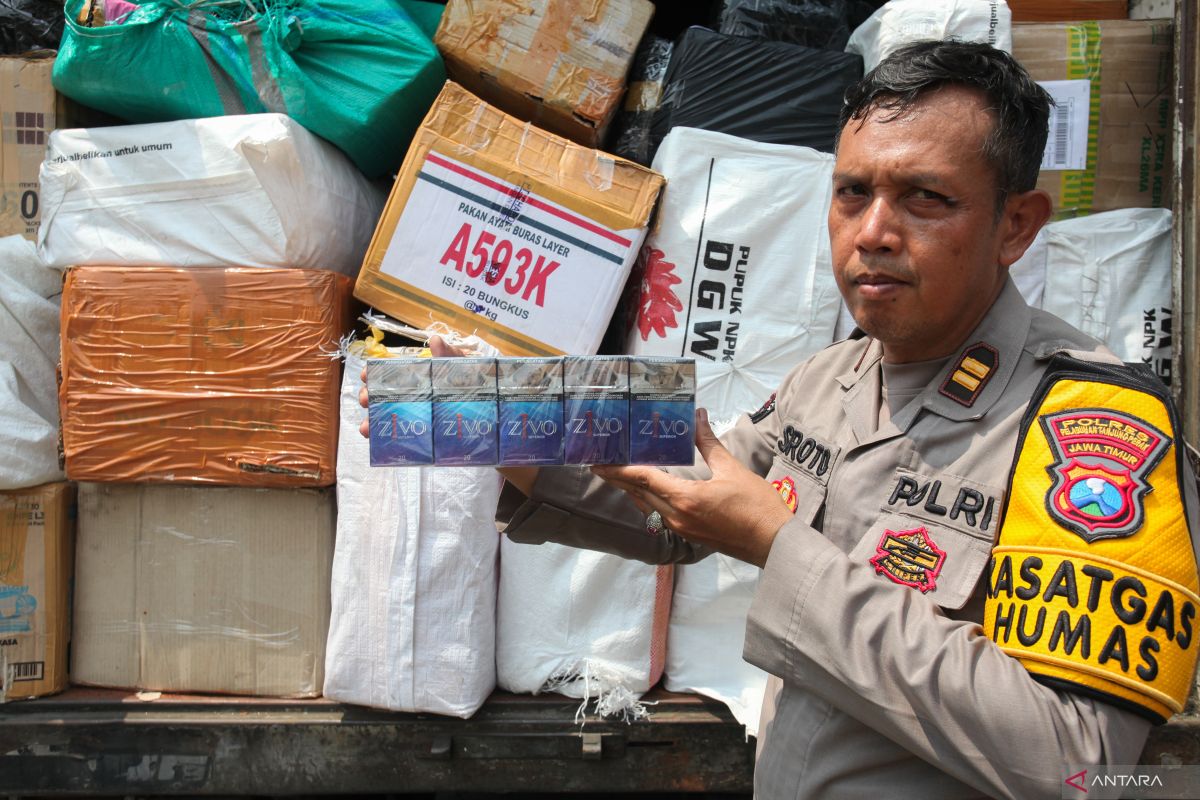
top-left (837, 40), bottom-right (1052, 207)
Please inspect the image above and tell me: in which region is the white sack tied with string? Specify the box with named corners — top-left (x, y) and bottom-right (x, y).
top-left (497, 537), bottom-right (673, 719)
top-left (0, 235), bottom-right (64, 489)
top-left (324, 332), bottom-right (502, 717)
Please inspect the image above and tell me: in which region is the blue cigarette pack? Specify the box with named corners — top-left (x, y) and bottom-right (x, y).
top-left (432, 357), bottom-right (499, 466)
top-left (629, 357), bottom-right (695, 466)
top-left (366, 358), bottom-right (434, 467)
top-left (563, 356), bottom-right (629, 465)
top-left (498, 357), bottom-right (564, 466)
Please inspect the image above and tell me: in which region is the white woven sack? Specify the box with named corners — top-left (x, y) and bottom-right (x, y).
top-left (497, 538), bottom-right (673, 720)
top-left (847, 0), bottom-right (1013, 72)
top-left (626, 127), bottom-right (841, 432)
top-left (38, 114), bottom-right (385, 276)
top-left (666, 552), bottom-right (768, 735)
top-left (624, 127), bottom-right (839, 733)
top-left (324, 351), bottom-right (502, 717)
top-left (0, 235), bottom-right (63, 489)
top-left (1034, 208), bottom-right (1173, 375)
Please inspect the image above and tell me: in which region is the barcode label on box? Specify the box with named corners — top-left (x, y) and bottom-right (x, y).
top-left (1037, 80), bottom-right (1090, 172)
top-left (8, 661), bottom-right (44, 682)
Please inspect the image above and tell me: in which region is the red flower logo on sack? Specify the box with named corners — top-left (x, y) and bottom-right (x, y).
top-left (635, 246), bottom-right (683, 341)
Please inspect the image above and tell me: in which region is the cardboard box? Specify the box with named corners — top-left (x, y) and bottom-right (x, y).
top-left (434, 0), bottom-right (654, 147)
top-left (1007, 0), bottom-right (1128, 21)
top-left (355, 82), bottom-right (664, 357)
top-left (71, 483), bottom-right (334, 697)
top-left (60, 266), bottom-right (353, 487)
top-left (0, 53), bottom-right (102, 241)
top-left (0, 482), bottom-right (75, 702)
top-left (1013, 20), bottom-right (1173, 218)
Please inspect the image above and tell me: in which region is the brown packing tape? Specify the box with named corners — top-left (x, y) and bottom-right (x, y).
top-left (59, 267), bottom-right (352, 486)
top-left (435, 0), bottom-right (653, 146)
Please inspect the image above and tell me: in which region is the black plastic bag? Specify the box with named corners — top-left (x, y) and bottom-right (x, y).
top-left (1, 0), bottom-right (64, 55)
top-left (649, 27), bottom-right (862, 161)
top-left (607, 36), bottom-right (673, 166)
top-left (717, 0), bottom-right (852, 50)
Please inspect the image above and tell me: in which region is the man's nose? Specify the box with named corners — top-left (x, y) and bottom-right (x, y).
top-left (855, 197), bottom-right (901, 253)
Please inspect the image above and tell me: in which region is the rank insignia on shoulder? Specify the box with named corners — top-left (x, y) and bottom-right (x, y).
top-left (1041, 408), bottom-right (1171, 542)
top-left (939, 342), bottom-right (998, 407)
top-left (870, 526), bottom-right (946, 593)
top-left (750, 392), bottom-right (777, 424)
top-left (772, 475), bottom-right (798, 513)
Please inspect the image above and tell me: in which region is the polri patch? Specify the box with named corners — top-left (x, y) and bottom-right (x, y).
top-left (1040, 408), bottom-right (1171, 542)
top-left (870, 527), bottom-right (946, 593)
top-left (939, 342), bottom-right (998, 407)
top-left (749, 392), bottom-right (776, 424)
top-left (772, 475), bottom-right (798, 513)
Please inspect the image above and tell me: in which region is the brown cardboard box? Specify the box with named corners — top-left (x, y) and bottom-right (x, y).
top-left (354, 82), bottom-right (663, 357)
top-left (1013, 20), bottom-right (1173, 218)
top-left (434, 0), bottom-right (654, 147)
top-left (0, 482), bottom-right (75, 702)
top-left (60, 266), bottom-right (353, 487)
top-left (1007, 0), bottom-right (1128, 21)
top-left (71, 483), bottom-right (334, 697)
top-left (0, 53), bottom-right (101, 240)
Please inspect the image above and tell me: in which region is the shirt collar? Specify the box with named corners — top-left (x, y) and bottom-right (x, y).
top-left (917, 276), bottom-right (1032, 422)
top-left (834, 276), bottom-right (1032, 422)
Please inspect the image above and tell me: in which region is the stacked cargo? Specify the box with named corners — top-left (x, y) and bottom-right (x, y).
top-left (0, 0), bottom-right (1186, 764)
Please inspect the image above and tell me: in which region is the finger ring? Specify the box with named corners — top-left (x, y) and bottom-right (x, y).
top-left (645, 510), bottom-right (666, 536)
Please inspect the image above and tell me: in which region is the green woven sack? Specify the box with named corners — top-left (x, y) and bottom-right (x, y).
top-left (53, 0), bottom-right (445, 178)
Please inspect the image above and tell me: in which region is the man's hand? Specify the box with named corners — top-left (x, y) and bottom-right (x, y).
top-left (592, 409), bottom-right (794, 568)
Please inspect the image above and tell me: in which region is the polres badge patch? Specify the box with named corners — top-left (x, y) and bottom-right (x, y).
top-left (870, 527), bottom-right (946, 593)
top-left (772, 475), bottom-right (798, 513)
top-left (1041, 408), bottom-right (1171, 542)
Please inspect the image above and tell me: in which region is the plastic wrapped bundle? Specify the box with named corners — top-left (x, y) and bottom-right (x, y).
top-left (716, 0), bottom-right (864, 50)
top-left (0, 0), bottom-right (63, 54)
top-left (649, 27), bottom-right (862, 161)
top-left (847, 0), bottom-right (1013, 72)
top-left (607, 36), bottom-right (673, 166)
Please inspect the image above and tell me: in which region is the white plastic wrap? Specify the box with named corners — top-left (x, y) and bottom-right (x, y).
top-left (38, 114), bottom-right (386, 275)
top-left (324, 350), bottom-right (502, 717)
top-left (846, 0), bottom-right (1013, 72)
top-left (0, 235), bottom-right (63, 489)
top-left (1018, 208), bottom-right (1173, 377)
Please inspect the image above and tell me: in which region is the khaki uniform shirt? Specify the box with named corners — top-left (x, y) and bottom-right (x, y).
top-left (503, 279), bottom-right (1178, 799)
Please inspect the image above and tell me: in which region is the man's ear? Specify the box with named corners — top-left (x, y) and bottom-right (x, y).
top-left (998, 188), bottom-right (1053, 268)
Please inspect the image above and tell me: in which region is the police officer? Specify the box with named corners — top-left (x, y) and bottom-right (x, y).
top-left (364, 40), bottom-right (1200, 800)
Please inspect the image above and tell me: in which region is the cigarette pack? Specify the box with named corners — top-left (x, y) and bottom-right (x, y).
top-left (498, 358), bottom-right (564, 466)
top-left (432, 358), bottom-right (499, 466)
top-left (630, 358), bottom-right (695, 466)
top-left (367, 359), bottom-right (435, 467)
top-left (563, 356), bottom-right (629, 465)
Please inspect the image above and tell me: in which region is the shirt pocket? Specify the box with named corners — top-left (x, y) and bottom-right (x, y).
top-left (765, 455), bottom-right (828, 529)
top-left (849, 470), bottom-right (1006, 611)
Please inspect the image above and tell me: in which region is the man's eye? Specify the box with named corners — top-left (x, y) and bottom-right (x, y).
top-left (836, 184), bottom-right (867, 197)
top-left (912, 189), bottom-right (950, 203)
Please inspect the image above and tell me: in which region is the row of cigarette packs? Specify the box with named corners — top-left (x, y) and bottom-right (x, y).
top-left (367, 356), bottom-right (696, 467)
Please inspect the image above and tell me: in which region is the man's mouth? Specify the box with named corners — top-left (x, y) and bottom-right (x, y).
top-left (852, 272), bottom-right (909, 299)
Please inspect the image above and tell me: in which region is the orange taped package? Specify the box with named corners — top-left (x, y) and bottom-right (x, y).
top-left (59, 266), bottom-right (353, 487)
top-left (434, 0), bottom-right (654, 146)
